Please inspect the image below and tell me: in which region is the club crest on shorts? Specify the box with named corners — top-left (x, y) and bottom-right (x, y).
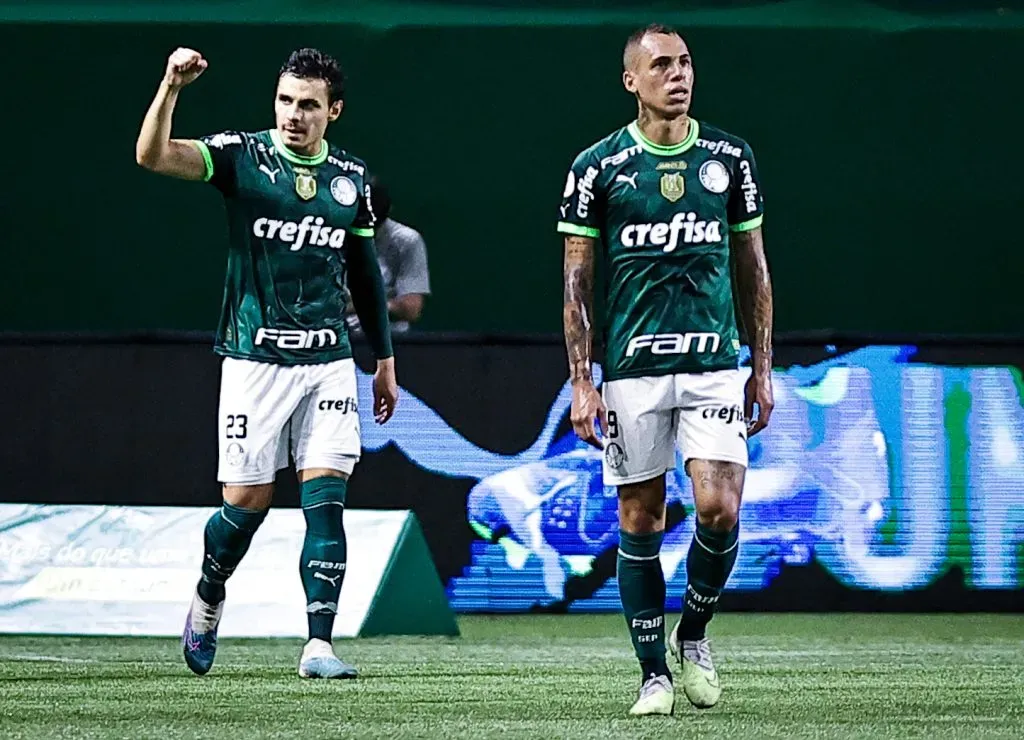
top-left (605, 442), bottom-right (626, 469)
top-left (225, 443), bottom-right (246, 467)
top-left (330, 176), bottom-right (358, 207)
top-left (294, 167), bottom-right (317, 201)
top-left (659, 172), bottom-right (685, 203)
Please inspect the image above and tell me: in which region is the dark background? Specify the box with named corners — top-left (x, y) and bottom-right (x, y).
top-left (1, 1), bottom-right (1022, 336)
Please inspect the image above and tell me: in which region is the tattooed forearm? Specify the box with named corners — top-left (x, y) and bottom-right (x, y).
top-left (563, 235), bottom-right (595, 384)
top-left (732, 227), bottom-right (773, 377)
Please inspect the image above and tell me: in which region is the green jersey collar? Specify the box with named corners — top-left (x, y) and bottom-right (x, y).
top-left (627, 118), bottom-right (700, 156)
top-left (270, 129), bottom-right (329, 166)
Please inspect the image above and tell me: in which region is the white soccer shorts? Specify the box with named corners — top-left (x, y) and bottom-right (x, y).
top-left (600, 369), bottom-right (748, 486)
top-left (217, 357), bottom-right (361, 485)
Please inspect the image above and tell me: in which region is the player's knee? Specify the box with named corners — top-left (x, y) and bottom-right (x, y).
top-left (696, 495), bottom-right (740, 532)
top-left (618, 477), bottom-right (666, 533)
top-left (223, 483), bottom-right (274, 511)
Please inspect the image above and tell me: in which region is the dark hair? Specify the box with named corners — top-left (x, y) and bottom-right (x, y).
top-left (623, 23), bottom-right (682, 68)
top-left (369, 176), bottom-right (392, 222)
top-left (279, 48), bottom-right (345, 104)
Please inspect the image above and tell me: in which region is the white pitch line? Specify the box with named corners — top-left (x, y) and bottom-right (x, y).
top-left (2, 654), bottom-right (103, 664)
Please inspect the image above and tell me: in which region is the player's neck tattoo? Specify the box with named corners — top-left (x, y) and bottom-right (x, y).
top-left (636, 108), bottom-right (691, 149)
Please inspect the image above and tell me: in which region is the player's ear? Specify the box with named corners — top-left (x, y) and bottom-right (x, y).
top-left (622, 70), bottom-right (637, 95)
top-left (328, 100), bottom-right (343, 122)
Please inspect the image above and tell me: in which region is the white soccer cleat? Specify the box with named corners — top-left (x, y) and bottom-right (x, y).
top-left (669, 620), bottom-right (721, 709)
top-left (298, 638), bottom-right (358, 679)
top-left (628, 674), bottom-right (675, 716)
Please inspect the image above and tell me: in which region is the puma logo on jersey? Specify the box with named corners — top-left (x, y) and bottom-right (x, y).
top-left (620, 213), bottom-right (723, 253)
top-left (259, 164), bottom-right (280, 183)
top-left (251, 215), bottom-right (346, 251)
top-left (615, 172), bottom-right (639, 189)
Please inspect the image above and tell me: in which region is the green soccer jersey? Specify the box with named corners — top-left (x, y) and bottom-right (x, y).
top-left (192, 129), bottom-right (376, 366)
top-left (557, 119), bottom-right (765, 382)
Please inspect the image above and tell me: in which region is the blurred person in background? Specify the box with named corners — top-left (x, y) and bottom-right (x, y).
top-left (347, 176), bottom-right (431, 334)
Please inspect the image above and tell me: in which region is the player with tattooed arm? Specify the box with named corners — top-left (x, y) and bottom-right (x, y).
top-left (558, 24), bottom-right (774, 716)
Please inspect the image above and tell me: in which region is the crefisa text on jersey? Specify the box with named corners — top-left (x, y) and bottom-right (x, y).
top-left (621, 213), bottom-right (723, 252)
top-left (251, 215), bottom-right (346, 251)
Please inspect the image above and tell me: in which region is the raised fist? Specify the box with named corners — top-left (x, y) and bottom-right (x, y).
top-left (164, 47), bottom-right (208, 89)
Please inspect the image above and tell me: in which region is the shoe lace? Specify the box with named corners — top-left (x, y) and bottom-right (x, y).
top-left (639, 674), bottom-right (671, 699)
top-left (684, 638), bottom-right (714, 671)
top-left (190, 594), bottom-right (222, 632)
top-left (195, 599), bottom-right (218, 622)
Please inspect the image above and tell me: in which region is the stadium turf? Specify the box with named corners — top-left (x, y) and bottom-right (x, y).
top-left (1, 614), bottom-right (1021, 739)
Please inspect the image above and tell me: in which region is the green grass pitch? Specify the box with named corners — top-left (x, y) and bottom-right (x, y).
top-left (1, 614), bottom-right (1021, 739)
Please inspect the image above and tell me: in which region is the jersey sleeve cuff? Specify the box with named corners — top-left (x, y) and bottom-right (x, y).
top-left (557, 222), bottom-right (600, 238)
top-left (729, 215), bottom-right (763, 233)
top-left (190, 140), bottom-right (214, 183)
top-left (348, 227), bottom-right (375, 238)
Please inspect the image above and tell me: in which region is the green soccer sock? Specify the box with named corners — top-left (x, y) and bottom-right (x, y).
top-left (617, 529), bottom-right (669, 680)
top-left (197, 502), bottom-right (269, 605)
top-left (678, 521), bottom-right (740, 641)
top-left (299, 477), bottom-right (348, 643)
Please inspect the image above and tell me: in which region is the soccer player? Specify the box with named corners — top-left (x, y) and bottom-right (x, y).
top-left (135, 46), bottom-right (398, 679)
top-left (558, 24), bottom-right (774, 715)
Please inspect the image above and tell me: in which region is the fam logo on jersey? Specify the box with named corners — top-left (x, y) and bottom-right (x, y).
top-left (625, 331), bottom-right (721, 357)
top-left (740, 160), bottom-right (759, 213)
top-left (330, 176), bottom-right (358, 207)
top-left (252, 215), bottom-right (346, 251)
top-left (255, 327), bottom-right (338, 350)
top-left (599, 144), bottom-right (642, 170)
top-left (620, 213), bottom-right (723, 253)
top-left (294, 166), bottom-right (317, 201)
top-left (659, 173), bottom-right (685, 203)
top-left (695, 138), bottom-right (742, 158)
top-left (699, 160), bottom-right (730, 194)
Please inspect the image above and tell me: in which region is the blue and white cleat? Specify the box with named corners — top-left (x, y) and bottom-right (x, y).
top-left (182, 589), bottom-right (224, 676)
top-left (298, 638), bottom-right (358, 679)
